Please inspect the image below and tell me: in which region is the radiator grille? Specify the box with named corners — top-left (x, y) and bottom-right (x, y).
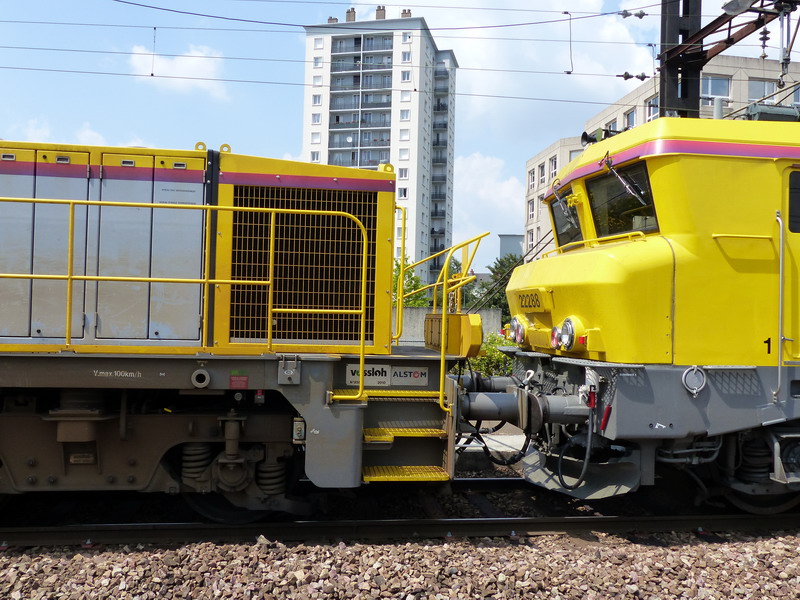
top-left (230, 186), bottom-right (377, 343)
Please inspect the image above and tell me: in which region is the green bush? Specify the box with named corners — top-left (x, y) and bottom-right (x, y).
top-left (467, 332), bottom-right (514, 376)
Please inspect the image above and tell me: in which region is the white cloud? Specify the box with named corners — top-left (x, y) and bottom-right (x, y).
top-left (281, 150), bottom-right (305, 162)
top-left (9, 118), bottom-right (53, 142)
top-left (453, 152), bottom-right (525, 271)
top-left (75, 123), bottom-right (107, 146)
top-left (129, 44), bottom-right (230, 101)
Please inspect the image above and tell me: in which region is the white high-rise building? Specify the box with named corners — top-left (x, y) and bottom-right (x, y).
top-left (302, 7), bottom-right (457, 284)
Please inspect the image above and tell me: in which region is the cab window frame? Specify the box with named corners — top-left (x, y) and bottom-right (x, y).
top-left (549, 187), bottom-right (583, 249)
top-left (585, 161), bottom-right (658, 238)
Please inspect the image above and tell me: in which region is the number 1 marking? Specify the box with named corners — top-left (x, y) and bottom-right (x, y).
top-left (764, 337), bottom-right (772, 354)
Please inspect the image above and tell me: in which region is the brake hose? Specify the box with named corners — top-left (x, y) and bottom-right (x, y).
top-left (557, 409), bottom-right (595, 490)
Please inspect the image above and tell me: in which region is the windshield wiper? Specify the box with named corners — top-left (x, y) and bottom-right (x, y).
top-left (600, 153), bottom-right (647, 206)
top-left (552, 183), bottom-right (578, 228)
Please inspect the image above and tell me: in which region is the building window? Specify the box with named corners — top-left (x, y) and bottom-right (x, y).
top-left (401, 51), bottom-right (411, 63)
top-left (624, 109), bottom-right (636, 129)
top-left (528, 199), bottom-right (536, 220)
top-left (538, 163), bottom-right (545, 185)
top-left (402, 31), bottom-right (412, 43)
top-left (398, 187), bottom-right (408, 199)
top-left (311, 113), bottom-right (321, 124)
top-left (310, 151), bottom-right (320, 163)
top-left (401, 70), bottom-right (411, 82)
top-left (399, 129), bottom-right (410, 141)
top-left (527, 229), bottom-right (536, 251)
top-left (749, 78), bottom-right (777, 104)
top-left (401, 90), bottom-right (412, 102)
top-left (313, 37), bottom-right (323, 50)
top-left (313, 56), bottom-right (323, 68)
top-left (398, 168), bottom-right (409, 179)
top-left (701, 75), bottom-right (731, 106)
top-left (400, 109), bottom-right (410, 121)
top-left (312, 94), bottom-right (322, 106)
top-left (311, 132), bottom-right (321, 144)
top-left (312, 75), bottom-right (322, 87)
top-left (399, 148), bottom-right (410, 160)
top-left (549, 156), bottom-right (557, 180)
top-left (528, 169), bottom-right (536, 190)
top-left (645, 95), bottom-right (659, 122)
top-left (605, 118), bottom-right (617, 132)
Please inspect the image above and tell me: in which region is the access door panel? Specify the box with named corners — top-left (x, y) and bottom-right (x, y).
top-left (149, 156), bottom-right (205, 340)
top-left (96, 154), bottom-right (154, 339)
top-left (32, 150), bottom-right (89, 338)
top-left (0, 148), bottom-right (35, 336)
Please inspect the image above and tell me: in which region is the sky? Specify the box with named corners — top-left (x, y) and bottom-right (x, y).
top-left (0, 0), bottom-right (771, 270)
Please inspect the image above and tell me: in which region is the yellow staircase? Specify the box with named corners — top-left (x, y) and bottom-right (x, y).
top-left (334, 388), bottom-right (454, 483)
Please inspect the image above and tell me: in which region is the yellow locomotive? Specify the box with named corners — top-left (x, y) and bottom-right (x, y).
top-left (500, 117), bottom-right (800, 512)
top-left (0, 140), bottom-right (482, 521)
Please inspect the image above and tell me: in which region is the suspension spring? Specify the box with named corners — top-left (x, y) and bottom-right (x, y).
top-left (182, 443), bottom-right (214, 479)
top-left (737, 440), bottom-right (772, 483)
top-left (256, 461), bottom-right (287, 495)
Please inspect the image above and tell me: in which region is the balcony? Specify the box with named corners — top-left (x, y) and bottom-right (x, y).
top-left (361, 81), bottom-right (392, 91)
top-left (433, 102), bottom-right (448, 112)
top-left (434, 84), bottom-right (450, 93)
top-left (430, 244), bottom-right (446, 254)
top-left (362, 62), bottom-right (392, 71)
top-left (431, 193), bottom-right (446, 201)
top-left (431, 209), bottom-right (446, 218)
top-left (331, 62), bottom-right (361, 73)
top-left (330, 160), bottom-right (358, 167)
top-left (432, 140), bottom-right (447, 148)
top-left (430, 227), bottom-right (445, 236)
top-left (361, 120), bottom-right (390, 128)
top-left (360, 158), bottom-right (382, 167)
top-left (330, 83), bottom-right (360, 92)
top-left (329, 120), bottom-right (359, 129)
top-left (362, 41), bottom-right (393, 51)
top-left (329, 141), bottom-right (358, 149)
top-left (332, 43), bottom-right (361, 54)
top-left (434, 68), bottom-right (448, 78)
top-left (432, 175), bottom-right (447, 183)
top-left (330, 100), bottom-right (360, 110)
top-left (432, 155), bottom-right (447, 165)
top-left (360, 138), bottom-right (390, 148)
top-left (361, 100), bottom-right (391, 108)
top-left (433, 121), bottom-right (448, 130)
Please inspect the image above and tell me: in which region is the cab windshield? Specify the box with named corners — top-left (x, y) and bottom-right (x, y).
top-left (550, 188), bottom-right (583, 248)
top-left (586, 162), bottom-right (657, 237)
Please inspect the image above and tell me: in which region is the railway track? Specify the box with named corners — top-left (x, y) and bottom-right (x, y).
top-left (2, 512), bottom-right (800, 549)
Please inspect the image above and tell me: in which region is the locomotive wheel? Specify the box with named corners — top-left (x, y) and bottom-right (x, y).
top-left (183, 493), bottom-right (271, 524)
top-left (726, 490), bottom-right (800, 515)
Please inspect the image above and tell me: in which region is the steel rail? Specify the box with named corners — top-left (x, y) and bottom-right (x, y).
top-left (1, 513), bottom-right (800, 548)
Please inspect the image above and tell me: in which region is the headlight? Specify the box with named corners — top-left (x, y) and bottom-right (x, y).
top-left (550, 326), bottom-right (561, 350)
top-left (510, 317), bottom-right (526, 344)
top-left (559, 318), bottom-right (576, 350)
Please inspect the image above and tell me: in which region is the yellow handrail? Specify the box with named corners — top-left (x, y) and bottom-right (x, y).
top-left (0, 195), bottom-right (372, 396)
top-left (399, 231), bottom-right (489, 412)
top-left (392, 205), bottom-right (408, 344)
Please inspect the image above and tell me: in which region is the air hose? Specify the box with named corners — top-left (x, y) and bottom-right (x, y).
top-left (557, 409), bottom-right (595, 490)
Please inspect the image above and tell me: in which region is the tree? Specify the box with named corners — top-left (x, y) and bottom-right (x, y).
top-left (392, 259), bottom-right (429, 307)
top-left (471, 253), bottom-right (521, 325)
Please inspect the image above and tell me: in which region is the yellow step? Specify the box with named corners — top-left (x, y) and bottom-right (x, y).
top-left (363, 427), bottom-right (448, 443)
top-left (363, 465), bottom-right (449, 482)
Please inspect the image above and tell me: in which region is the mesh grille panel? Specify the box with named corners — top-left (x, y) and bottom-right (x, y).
top-left (230, 186), bottom-right (377, 343)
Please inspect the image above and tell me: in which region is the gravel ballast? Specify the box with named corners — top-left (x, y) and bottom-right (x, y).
top-left (2, 531), bottom-right (799, 599)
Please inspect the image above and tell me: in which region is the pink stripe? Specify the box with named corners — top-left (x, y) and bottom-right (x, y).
top-left (37, 163), bottom-right (87, 179)
top-left (155, 168), bottom-right (205, 184)
top-left (220, 171), bottom-right (395, 192)
top-left (0, 161), bottom-right (35, 176)
top-left (102, 166), bottom-right (153, 181)
top-left (548, 138), bottom-right (800, 196)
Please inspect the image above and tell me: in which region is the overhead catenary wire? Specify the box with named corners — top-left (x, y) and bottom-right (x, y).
top-left (108, 0), bottom-right (662, 32)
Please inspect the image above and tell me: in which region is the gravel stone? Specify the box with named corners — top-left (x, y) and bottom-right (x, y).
top-left (1, 531), bottom-right (799, 598)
